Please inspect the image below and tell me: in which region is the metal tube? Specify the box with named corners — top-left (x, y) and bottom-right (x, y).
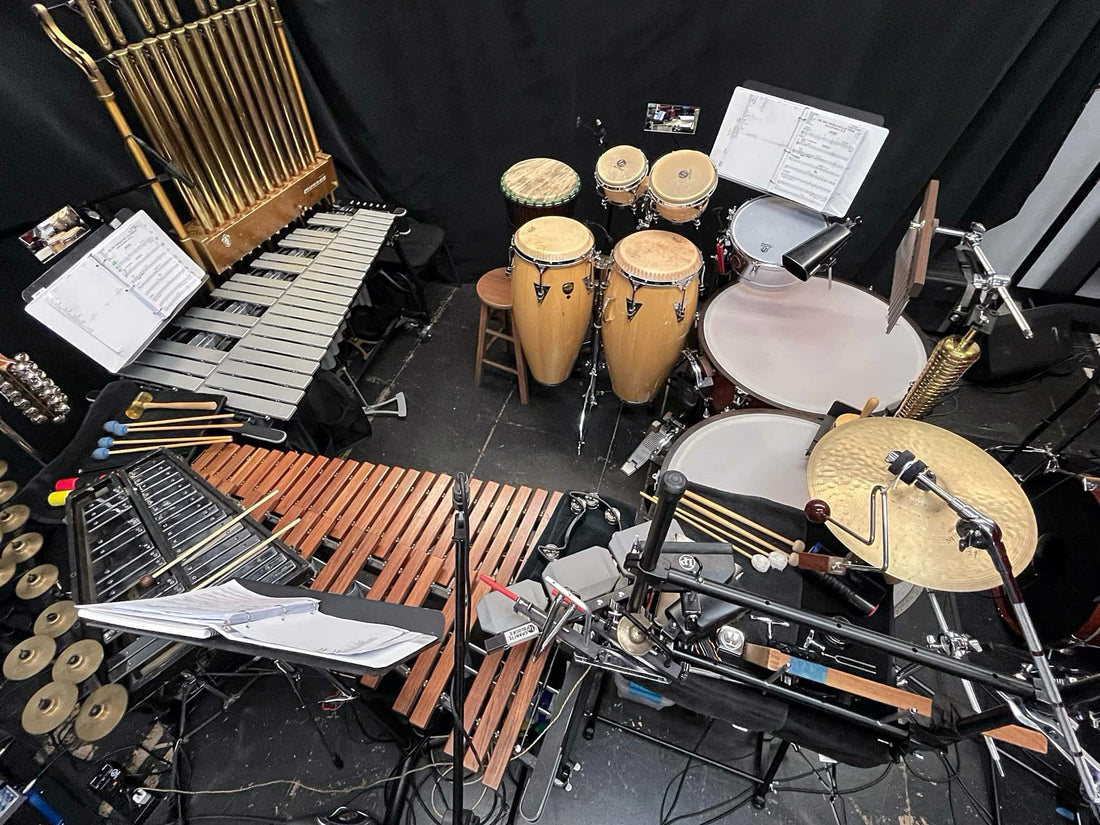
top-left (129, 0), bottom-right (158, 35)
top-left (72, 0), bottom-right (113, 51)
top-left (145, 0), bottom-right (171, 30)
top-left (259, 0), bottom-right (320, 154)
top-left (244, 0), bottom-right (308, 166)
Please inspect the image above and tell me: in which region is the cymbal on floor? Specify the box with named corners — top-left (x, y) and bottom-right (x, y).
top-left (3, 531), bottom-right (43, 564)
top-left (34, 600), bottom-right (78, 638)
top-left (22, 680), bottom-right (79, 735)
top-left (0, 480), bottom-right (18, 506)
top-left (74, 684), bottom-right (128, 741)
top-left (806, 416), bottom-right (1036, 592)
top-left (0, 559), bottom-right (15, 589)
top-left (0, 504), bottom-right (31, 534)
top-left (16, 564), bottom-right (58, 600)
top-left (52, 639), bottom-right (104, 684)
top-left (3, 635), bottom-right (56, 681)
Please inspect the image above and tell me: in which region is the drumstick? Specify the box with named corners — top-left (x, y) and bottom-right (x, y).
top-left (834, 396), bottom-right (879, 427)
top-left (640, 491), bottom-right (761, 560)
top-left (683, 491), bottom-right (798, 549)
top-left (193, 519), bottom-right (300, 590)
top-left (675, 495), bottom-right (789, 555)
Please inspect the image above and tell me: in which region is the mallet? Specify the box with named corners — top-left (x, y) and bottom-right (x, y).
top-left (91, 436), bottom-right (231, 460)
top-left (103, 420), bottom-right (242, 436)
top-left (106, 413), bottom-right (236, 432)
top-left (124, 391), bottom-right (218, 420)
top-left (97, 434), bottom-right (236, 449)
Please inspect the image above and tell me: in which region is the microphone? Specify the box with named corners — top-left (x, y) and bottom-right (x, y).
top-left (452, 472), bottom-right (470, 511)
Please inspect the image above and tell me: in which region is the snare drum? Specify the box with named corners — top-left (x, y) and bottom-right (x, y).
top-left (699, 277), bottom-right (928, 415)
top-left (728, 196), bottom-right (830, 290)
top-left (663, 410), bottom-right (819, 510)
top-left (602, 230), bottom-right (702, 404)
top-left (501, 158), bottom-right (581, 231)
top-left (509, 216), bottom-right (595, 386)
top-left (595, 145), bottom-right (649, 207)
top-left (646, 150), bottom-right (717, 225)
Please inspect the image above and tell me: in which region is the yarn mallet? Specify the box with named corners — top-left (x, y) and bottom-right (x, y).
top-left (91, 436), bottom-right (231, 460)
top-left (103, 418), bottom-right (241, 436)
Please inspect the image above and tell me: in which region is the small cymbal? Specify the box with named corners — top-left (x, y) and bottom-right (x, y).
top-left (75, 684), bottom-right (128, 742)
top-left (0, 480), bottom-right (18, 505)
top-left (22, 680), bottom-right (79, 735)
top-left (52, 639), bottom-right (104, 684)
top-left (616, 615), bottom-right (654, 656)
top-left (3, 531), bottom-right (43, 564)
top-left (3, 635), bottom-right (56, 681)
top-left (0, 459), bottom-right (7, 479)
top-left (16, 564), bottom-right (59, 600)
top-left (806, 417), bottom-right (1037, 592)
top-left (0, 504), bottom-right (30, 534)
top-left (0, 559), bottom-right (15, 589)
top-left (34, 600), bottom-right (78, 638)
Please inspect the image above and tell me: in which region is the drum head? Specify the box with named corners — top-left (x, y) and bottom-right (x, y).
top-left (731, 196), bottom-right (829, 266)
top-left (700, 278), bottom-right (928, 414)
top-left (596, 145), bottom-right (648, 187)
top-left (663, 410), bottom-right (820, 510)
top-left (613, 230), bottom-right (702, 282)
top-left (501, 158), bottom-right (580, 206)
top-left (649, 150), bottom-right (717, 204)
top-left (513, 216), bottom-right (593, 263)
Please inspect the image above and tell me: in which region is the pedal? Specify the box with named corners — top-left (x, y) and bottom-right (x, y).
top-left (621, 415), bottom-right (683, 476)
top-left (362, 392), bottom-right (407, 418)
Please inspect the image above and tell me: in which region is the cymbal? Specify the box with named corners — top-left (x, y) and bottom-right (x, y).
top-left (0, 480), bottom-right (18, 506)
top-left (35, 600), bottom-right (78, 638)
top-left (0, 559), bottom-right (15, 589)
top-left (22, 680), bottom-right (78, 735)
top-left (806, 417), bottom-right (1037, 592)
top-left (3, 531), bottom-right (43, 564)
top-left (3, 635), bottom-right (56, 681)
top-left (52, 639), bottom-right (104, 684)
top-left (16, 564), bottom-right (58, 600)
top-left (0, 459), bottom-right (7, 479)
top-left (75, 684), bottom-right (128, 741)
top-left (0, 504), bottom-right (30, 534)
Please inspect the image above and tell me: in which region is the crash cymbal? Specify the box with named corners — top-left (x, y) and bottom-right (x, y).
top-left (52, 639), bottom-right (104, 684)
top-left (16, 564), bottom-right (58, 600)
top-left (3, 635), bottom-right (56, 681)
top-left (34, 600), bottom-right (78, 638)
top-left (22, 680), bottom-right (78, 735)
top-left (806, 417), bottom-right (1037, 592)
top-left (0, 480), bottom-right (17, 506)
top-left (74, 684), bottom-right (128, 741)
top-left (3, 531), bottom-right (43, 564)
top-left (0, 504), bottom-right (30, 534)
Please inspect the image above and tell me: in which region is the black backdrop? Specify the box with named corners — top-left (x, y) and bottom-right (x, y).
top-left (1, 0), bottom-right (1099, 462)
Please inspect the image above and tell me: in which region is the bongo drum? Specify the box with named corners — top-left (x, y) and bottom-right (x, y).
top-left (727, 196), bottom-right (830, 290)
top-left (509, 216), bottom-right (595, 386)
top-left (501, 158), bottom-right (581, 231)
top-left (602, 230), bottom-right (702, 403)
top-left (595, 145), bottom-right (649, 207)
top-left (646, 149), bottom-right (717, 225)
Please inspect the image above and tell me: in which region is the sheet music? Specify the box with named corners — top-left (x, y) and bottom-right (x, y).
top-left (710, 87), bottom-right (889, 216)
top-left (25, 211), bottom-right (205, 372)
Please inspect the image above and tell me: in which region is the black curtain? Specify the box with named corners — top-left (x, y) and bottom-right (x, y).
top-left (0, 0), bottom-right (1098, 462)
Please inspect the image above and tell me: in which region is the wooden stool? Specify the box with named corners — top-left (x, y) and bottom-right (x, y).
top-left (474, 267), bottom-right (529, 404)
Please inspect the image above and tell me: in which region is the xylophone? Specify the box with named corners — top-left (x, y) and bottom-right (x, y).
top-left (194, 442), bottom-right (563, 789)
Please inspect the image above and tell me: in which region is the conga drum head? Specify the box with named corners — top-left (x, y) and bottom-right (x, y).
top-left (649, 150), bottom-right (717, 204)
top-left (730, 196), bottom-right (830, 289)
top-left (596, 145), bottom-right (649, 204)
top-left (513, 216), bottom-right (593, 265)
top-left (612, 230), bottom-right (702, 284)
top-left (700, 277), bottom-right (928, 415)
top-left (501, 158), bottom-right (581, 229)
top-left (662, 410), bottom-right (820, 510)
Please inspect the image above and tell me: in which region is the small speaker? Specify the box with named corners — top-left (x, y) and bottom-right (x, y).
top-left (969, 305), bottom-right (1074, 382)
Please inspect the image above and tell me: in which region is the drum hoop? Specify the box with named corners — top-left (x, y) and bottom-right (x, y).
top-left (697, 277), bottom-right (931, 415)
top-left (614, 263), bottom-right (702, 290)
top-left (500, 172), bottom-right (581, 207)
top-left (594, 163), bottom-right (649, 191)
top-left (511, 242), bottom-right (594, 269)
top-left (730, 196), bottom-right (830, 267)
top-left (646, 181), bottom-right (717, 210)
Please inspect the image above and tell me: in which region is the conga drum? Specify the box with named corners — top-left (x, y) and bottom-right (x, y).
top-left (595, 145), bottom-right (649, 207)
top-left (501, 158), bottom-right (581, 231)
top-left (602, 230), bottom-right (702, 403)
top-left (646, 149), bottom-right (717, 224)
top-left (509, 216), bottom-right (595, 386)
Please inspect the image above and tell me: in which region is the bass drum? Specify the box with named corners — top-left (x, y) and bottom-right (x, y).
top-left (994, 473), bottom-right (1100, 648)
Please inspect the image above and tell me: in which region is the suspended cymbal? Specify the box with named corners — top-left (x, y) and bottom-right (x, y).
top-left (0, 480), bottom-right (18, 506)
top-left (806, 417), bottom-right (1037, 592)
top-left (22, 680), bottom-right (78, 735)
top-left (75, 683), bottom-right (128, 741)
top-left (3, 531), bottom-right (43, 564)
top-left (34, 600), bottom-right (78, 638)
top-left (16, 564), bottom-right (58, 600)
top-left (3, 635), bottom-right (56, 681)
top-left (0, 504), bottom-right (30, 534)
top-left (52, 639), bottom-right (104, 684)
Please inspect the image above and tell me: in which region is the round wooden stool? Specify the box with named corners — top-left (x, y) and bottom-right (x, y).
top-left (474, 268), bottom-right (529, 404)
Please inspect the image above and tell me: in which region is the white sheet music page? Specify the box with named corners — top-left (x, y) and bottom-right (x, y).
top-left (25, 210), bottom-right (205, 372)
top-left (710, 87), bottom-right (888, 217)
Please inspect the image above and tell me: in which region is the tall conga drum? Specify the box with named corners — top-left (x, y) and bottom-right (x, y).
top-left (501, 158), bottom-right (581, 231)
top-left (602, 231), bottom-right (702, 403)
top-left (646, 149), bottom-right (718, 224)
top-left (510, 216), bottom-right (595, 386)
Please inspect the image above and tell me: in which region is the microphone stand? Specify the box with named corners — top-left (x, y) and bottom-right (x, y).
top-left (450, 473), bottom-right (478, 825)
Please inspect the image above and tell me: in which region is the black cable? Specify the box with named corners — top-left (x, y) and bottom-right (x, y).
top-left (664, 787), bottom-right (754, 825)
top-left (152, 817), bottom-right (284, 825)
top-left (659, 721), bottom-right (715, 825)
top-left (938, 751), bottom-right (995, 825)
top-left (775, 761), bottom-right (893, 795)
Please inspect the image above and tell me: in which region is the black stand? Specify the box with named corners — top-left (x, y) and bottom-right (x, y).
top-left (449, 473), bottom-right (478, 825)
top-left (1003, 370), bottom-right (1100, 471)
top-left (277, 660), bottom-right (344, 769)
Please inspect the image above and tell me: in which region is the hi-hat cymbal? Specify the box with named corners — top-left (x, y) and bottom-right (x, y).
top-left (3, 635), bottom-right (56, 681)
top-left (52, 639), bottom-right (104, 684)
top-left (34, 600), bottom-right (78, 638)
top-left (3, 532), bottom-right (43, 564)
top-left (0, 504), bottom-right (30, 534)
top-left (16, 564), bottom-right (58, 600)
top-left (22, 680), bottom-right (78, 735)
top-left (75, 683), bottom-right (128, 741)
top-left (806, 416), bottom-right (1037, 592)
top-left (0, 480), bottom-right (18, 506)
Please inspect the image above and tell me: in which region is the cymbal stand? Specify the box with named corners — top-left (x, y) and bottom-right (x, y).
top-left (885, 449), bottom-right (1100, 816)
top-left (577, 255), bottom-right (612, 455)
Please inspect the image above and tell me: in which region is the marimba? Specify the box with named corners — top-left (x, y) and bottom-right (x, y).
top-left (194, 443), bottom-right (562, 789)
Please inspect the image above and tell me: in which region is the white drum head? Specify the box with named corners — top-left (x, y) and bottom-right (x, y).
top-left (701, 278), bottom-right (928, 414)
top-left (731, 197), bottom-right (829, 289)
top-left (663, 411), bottom-right (819, 510)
